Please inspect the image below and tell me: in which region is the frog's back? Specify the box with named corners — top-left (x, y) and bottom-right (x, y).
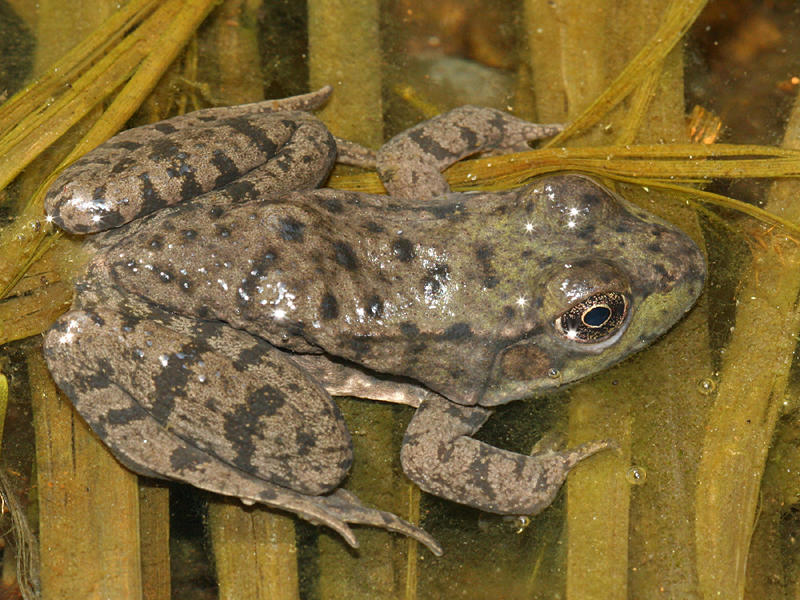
top-left (91, 176), bottom-right (704, 407)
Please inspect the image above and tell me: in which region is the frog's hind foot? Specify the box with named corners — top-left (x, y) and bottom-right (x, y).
top-left (241, 484), bottom-right (443, 556)
top-left (312, 489), bottom-right (443, 556)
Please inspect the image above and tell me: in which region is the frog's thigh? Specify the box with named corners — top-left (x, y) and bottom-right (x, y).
top-left (43, 308), bottom-right (353, 497)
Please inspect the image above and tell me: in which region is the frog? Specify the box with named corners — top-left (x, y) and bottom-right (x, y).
top-left (42, 86), bottom-right (705, 555)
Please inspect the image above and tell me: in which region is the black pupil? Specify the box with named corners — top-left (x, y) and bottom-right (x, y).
top-left (583, 305), bottom-right (611, 327)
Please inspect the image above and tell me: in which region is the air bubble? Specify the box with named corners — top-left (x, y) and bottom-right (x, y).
top-left (697, 377), bottom-right (717, 395)
top-left (626, 465), bottom-right (647, 485)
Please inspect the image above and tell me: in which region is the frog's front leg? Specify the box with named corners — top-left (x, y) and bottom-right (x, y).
top-left (376, 107), bottom-right (562, 200)
top-left (400, 395), bottom-right (613, 515)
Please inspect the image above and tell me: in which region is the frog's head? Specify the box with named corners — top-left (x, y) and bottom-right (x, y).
top-left (470, 174), bottom-right (705, 407)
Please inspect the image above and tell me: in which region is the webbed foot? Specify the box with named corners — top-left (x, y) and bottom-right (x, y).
top-left (312, 489), bottom-right (443, 556)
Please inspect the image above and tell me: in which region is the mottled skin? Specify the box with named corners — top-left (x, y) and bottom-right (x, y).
top-left (43, 88), bottom-right (705, 555)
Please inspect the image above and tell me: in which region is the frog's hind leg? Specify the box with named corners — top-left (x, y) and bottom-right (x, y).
top-left (376, 107), bottom-right (563, 200)
top-left (46, 88), bottom-right (338, 235)
top-left (42, 307), bottom-right (441, 555)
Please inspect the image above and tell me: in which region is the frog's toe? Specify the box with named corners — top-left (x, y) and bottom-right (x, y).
top-left (316, 489), bottom-right (443, 556)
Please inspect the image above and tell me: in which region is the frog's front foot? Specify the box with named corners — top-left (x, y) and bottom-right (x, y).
top-left (401, 395), bottom-right (615, 516)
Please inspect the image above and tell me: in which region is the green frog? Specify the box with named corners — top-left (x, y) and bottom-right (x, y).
top-left (43, 87), bottom-right (705, 555)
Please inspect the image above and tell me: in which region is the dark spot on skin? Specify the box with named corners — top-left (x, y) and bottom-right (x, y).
top-left (320, 293), bottom-right (339, 319)
top-left (275, 154), bottom-right (292, 173)
top-left (194, 320), bottom-right (224, 339)
top-left (147, 138), bottom-right (180, 162)
top-left (92, 185), bottom-right (106, 203)
top-left (169, 446), bottom-right (211, 472)
top-left (233, 345), bottom-right (268, 370)
top-left (502, 305), bottom-right (515, 320)
top-left (106, 140), bottom-right (142, 151)
top-left (239, 249), bottom-right (279, 305)
top-left (138, 172), bottom-right (167, 214)
top-left (392, 238), bottom-right (415, 262)
top-left (365, 221), bottom-right (385, 233)
top-left (577, 224), bottom-right (597, 239)
top-left (406, 128), bottom-right (452, 161)
top-left (222, 384), bottom-right (288, 471)
top-left (209, 205), bottom-right (224, 219)
top-left (348, 336), bottom-right (371, 357)
top-left (215, 224), bottom-right (231, 238)
top-left (474, 243), bottom-right (498, 289)
top-left (211, 149), bottom-right (241, 188)
top-left (287, 321), bottom-right (305, 337)
top-left (106, 405), bottom-right (145, 426)
top-left (74, 155), bottom-right (112, 168)
top-left (153, 122), bottom-right (178, 134)
top-left (458, 126), bottom-right (479, 150)
top-left (279, 217), bottom-right (305, 241)
top-left (615, 222), bottom-right (633, 234)
top-left (332, 241), bottom-right (358, 270)
top-left (499, 343), bottom-right (552, 381)
top-left (179, 278), bottom-right (192, 292)
top-left (178, 172), bottom-right (203, 202)
top-left (428, 202), bottom-right (462, 219)
top-left (337, 455), bottom-right (353, 473)
top-left (295, 428), bottom-right (317, 456)
top-left (492, 203), bottom-right (509, 216)
top-left (442, 322), bottom-right (472, 340)
top-left (82, 357), bottom-right (114, 390)
top-left (448, 367), bottom-right (466, 381)
top-left (580, 191), bottom-right (606, 207)
top-left (400, 322), bottom-right (420, 338)
top-left (119, 312), bottom-right (143, 330)
top-left (182, 229), bottom-right (197, 239)
top-left (158, 268), bottom-right (174, 283)
top-left (110, 156), bottom-right (138, 174)
top-left (226, 117), bottom-right (280, 156)
top-left (365, 295), bottom-right (384, 318)
top-left (647, 243), bottom-right (663, 254)
top-left (244, 384), bottom-right (287, 417)
top-left (149, 236), bottom-right (163, 250)
top-left (323, 196), bottom-right (343, 213)
top-left (225, 180), bottom-right (256, 202)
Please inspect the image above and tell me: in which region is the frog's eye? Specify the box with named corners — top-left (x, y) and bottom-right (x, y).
top-left (554, 291), bottom-right (628, 344)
